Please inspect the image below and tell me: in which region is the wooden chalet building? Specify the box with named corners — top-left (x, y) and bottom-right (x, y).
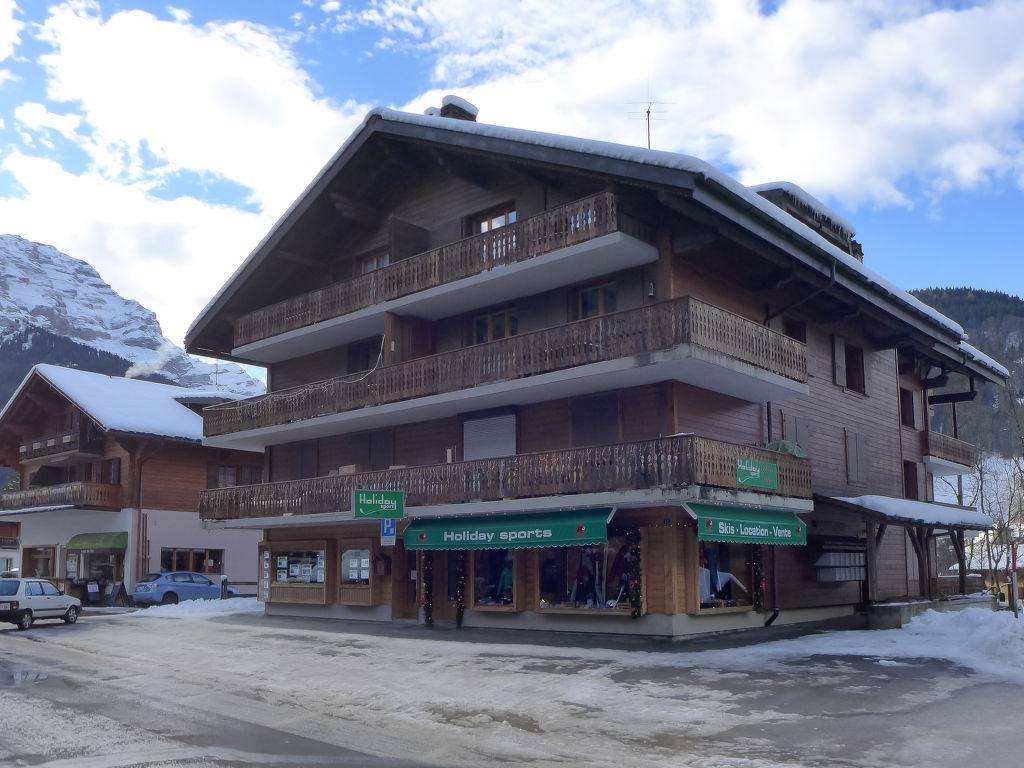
top-left (0, 365), bottom-right (263, 603)
top-left (185, 97), bottom-right (1007, 636)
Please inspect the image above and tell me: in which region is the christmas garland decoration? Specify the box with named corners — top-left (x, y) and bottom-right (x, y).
top-left (626, 529), bottom-right (643, 619)
top-left (752, 545), bottom-right (765, 612)
top-left (455, 551), bottom-right (467, 628)
top-left (422, 551), bottom-right (433, 627)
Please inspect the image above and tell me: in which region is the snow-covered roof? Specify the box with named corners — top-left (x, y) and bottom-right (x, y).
top-left (0, 364), bottom-right (234, 443)
top-left (832, 494), bottom-right (993, 529)
top-left (959, 341), bottom-right (1009, 379)
top-left (189, 105), bottom-right (1013, 383)
top-left (749, 181), bottom-right (856, 238)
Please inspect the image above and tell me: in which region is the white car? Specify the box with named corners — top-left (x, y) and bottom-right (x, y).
top-left (0, 577), bottom-right (82, 630)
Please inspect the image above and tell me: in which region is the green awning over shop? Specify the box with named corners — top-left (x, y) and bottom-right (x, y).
top-left (686, 504), bottom-right (807, 546)
top-left (66, 532), bottom-right (129, 551)
top-left (404, 508), bottom-right (614, 550)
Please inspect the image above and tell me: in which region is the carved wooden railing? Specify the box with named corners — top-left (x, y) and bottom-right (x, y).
top-left (0, 536), bottom-right (18, 549)
top-left (205, 296), bottom-right (807, 437)
top-left (233, 191), bottom-right (650, 348)
top-left (921, 431), bottom-right (977, 468)
top-left (18, 429), bottom-right (101, 461)
top-left (0, 482), bottom-right (123, 511)
top-left (199, 435), bottom-right (812, 520)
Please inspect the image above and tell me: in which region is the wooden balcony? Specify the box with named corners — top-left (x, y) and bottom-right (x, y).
top-left (0, 482), bottom-right (123, 512)
top-left (233, 191), bottom-right (651, 349)
top-left (199, 434), bottom-right (812, 521)
top-left (19, 428), bottom-right (102, 462)
top-left (921, 431), bottom-right (977, 473)
top-left (204, 296), bottom-right (808, 439)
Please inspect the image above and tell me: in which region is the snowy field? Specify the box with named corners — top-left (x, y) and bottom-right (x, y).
top-left (2, 600), bottom-right (1023, 767)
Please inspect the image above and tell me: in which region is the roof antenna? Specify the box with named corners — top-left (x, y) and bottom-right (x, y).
top-left (627, 86), bottom-right (668, 149)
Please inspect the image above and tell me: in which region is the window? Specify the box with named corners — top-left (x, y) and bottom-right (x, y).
top-left (23, 546), bottom-right (55, 578)
top-left (40, 581), bottom-right (61, 596)
top-left (463, 411), bottom-right (516, 461)
top-left (358, 250), bottom-right (389, 274)
top-left (699, 541), bottom-right (754, 609)
top-left (903, 461), bottom-right (920, 500)
top-left (289, 440), bottom-right (318, 480)
top-left (538, 537), bottom-right (630, 610)
top-left (160, 548), bottom-right (224, 574)
top-left (832, 335), bottom-right (866, 394)
top-left (207, 464), bottom-right (261, 489)
top-left (783, 318), bottom-right (806, 343)
top-left (578, 282), bottom-right (617, 319)
top-left (473, 308), bottom-right (518, 344)
top-left (273, 550), bottom-right (325, 584)
top-left (348, 336), bottom-right (382, 373)
top-left (470, 203), bottom-right (516, 234)
top-left (899, 388), bottom-right (916, 428)
top-left (341, 548), bottom-right (371, 585)
top-left (473, 549), bottom-right (515, 607)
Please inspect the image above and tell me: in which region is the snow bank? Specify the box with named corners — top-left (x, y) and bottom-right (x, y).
top-left (130, 597), bottom-right (264, 618)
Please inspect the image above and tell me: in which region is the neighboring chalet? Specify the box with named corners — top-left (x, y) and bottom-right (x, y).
top-left (0, 364), bottom-right (263, 603)
top-left (184, 97), bottom-right (1008, 636)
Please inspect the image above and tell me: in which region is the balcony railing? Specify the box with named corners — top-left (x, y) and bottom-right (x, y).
top-left (199, 434), bottom-right (812, 520)
top-left (205, 296), bottom-right (807, 438)
top-left (19, 429), bottom-right (101, 461)
top-left (233, 191), bottom-right (650, 348)
top-left (921, 431), bottom-right (977, 468)
top-left (0, 482), bottom-right (123, 512)
top-left (0, 536), bottom-right (18, 549)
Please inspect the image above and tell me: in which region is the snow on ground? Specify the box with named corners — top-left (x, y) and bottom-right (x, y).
top-left (130, 596), bottom-right (266, 618)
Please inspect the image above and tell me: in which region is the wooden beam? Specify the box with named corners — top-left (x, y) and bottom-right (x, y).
top-left (921, 374), bottom-right (949, 389)
top-left (928, 391), bottom-right (978, 405)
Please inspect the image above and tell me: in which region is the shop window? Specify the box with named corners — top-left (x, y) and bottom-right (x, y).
top-left (472, 549), bottom-right (515, 607)
top-left (23, 545), bottom-right (56, 578)
top-left (899, 388), bottom-right (916, 428)
top-left (699, 541), bottom-right (753, 609)
top-left (160, 548), bottom-right (224, 574)
top-left (341, 548), bottom-right (371, 585)
top-left (577, 281), bottom-right (617, 319)
top-left (538, 536), bottom-right (631, 610)
top-left (470, 202), bottom-right (516, 234)
top-left (273, 550), bottom-right (325, 584)
top-left (473, 308), bottom-right (518, 344)
top-left (74, 552), bottom-right (123, 583)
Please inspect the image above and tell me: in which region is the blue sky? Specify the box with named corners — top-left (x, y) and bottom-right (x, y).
top-left (2, 0), bottom-right (1024, 349)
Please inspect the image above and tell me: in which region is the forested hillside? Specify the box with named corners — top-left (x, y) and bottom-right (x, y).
top-left (912, 288), bottom-right (1024, 456)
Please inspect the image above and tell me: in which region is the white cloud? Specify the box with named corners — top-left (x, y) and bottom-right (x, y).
top-left (0, 0), bottom-right (23, 62)
top-left (13, 101), bottom-right (82, 140)
top-left (372, 0), bottom-right (1024, 209)
top-left (37, 2), bottom-right (366, 216)
top-left (0, 150), bottom-right (269, 346)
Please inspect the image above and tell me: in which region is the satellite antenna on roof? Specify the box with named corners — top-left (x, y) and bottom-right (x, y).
top-left (627, 87), bottom-right (669, 149)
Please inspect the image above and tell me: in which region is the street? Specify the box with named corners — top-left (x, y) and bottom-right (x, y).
top-left (1, 602), bottom-right (1022, 767)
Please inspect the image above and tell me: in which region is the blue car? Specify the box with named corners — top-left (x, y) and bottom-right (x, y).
top-left (133, 572), bottom-right (238, 606)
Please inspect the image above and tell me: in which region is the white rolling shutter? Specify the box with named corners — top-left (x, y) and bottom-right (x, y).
top-left (463, 413), bottom-right (517, 460)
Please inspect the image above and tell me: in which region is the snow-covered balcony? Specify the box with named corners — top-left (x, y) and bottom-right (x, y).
top-left (202, 296), bottom-right (809, 450)
top-left (0, 481), bottom-right (123, 513)
top-left (921, 431), bottom-right (977, 476)
top-left (231, 191), bottom-right (658, 362)
top-left (198, 434), bottom-right (813, 522)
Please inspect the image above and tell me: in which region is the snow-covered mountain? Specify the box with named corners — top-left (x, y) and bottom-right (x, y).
top-left (0, 234), bottom-right (265, 400)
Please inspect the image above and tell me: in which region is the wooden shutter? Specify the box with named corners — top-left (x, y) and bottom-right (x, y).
top-left (845, 427), bottom-right (861, 483)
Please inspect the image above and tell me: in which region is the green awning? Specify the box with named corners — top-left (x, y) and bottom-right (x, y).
top-left (404, 508), bottom-right (614, 550)
top-left (686, 504), bottom-right (806, 546)
top-left (66, 532), bottom-right (129, 551)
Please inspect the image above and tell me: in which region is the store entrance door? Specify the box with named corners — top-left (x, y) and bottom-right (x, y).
top-left (400, 550), bottom-right (419, 619)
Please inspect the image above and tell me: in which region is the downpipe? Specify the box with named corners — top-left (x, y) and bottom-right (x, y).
top-left (763, 608), bottom-right (780, 627)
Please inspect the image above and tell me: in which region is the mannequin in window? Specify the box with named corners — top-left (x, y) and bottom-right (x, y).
top-left (495, 556), bottom-right (514, 604)
top-left (571, 552), bottom-right (597, 607)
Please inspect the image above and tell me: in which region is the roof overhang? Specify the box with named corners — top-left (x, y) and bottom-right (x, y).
top-left (823, 494), bottom-right (992, 531)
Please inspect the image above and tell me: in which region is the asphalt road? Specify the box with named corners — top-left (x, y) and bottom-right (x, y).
top-left (0, 609), bottom-right (1021, 768)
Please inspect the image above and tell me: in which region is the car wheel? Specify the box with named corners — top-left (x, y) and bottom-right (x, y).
top-left (62, 605), bottom-right (80, 624)
top-left (160, 592), bottom-right (179, 605)
top-left (16, 610), bottom-right (33, 631)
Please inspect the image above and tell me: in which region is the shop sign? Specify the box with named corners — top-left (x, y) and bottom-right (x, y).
top-left (688, 503), bottom-right (806, 546)
top-left (404, 508), bottom-right (613, 550)
top-left (736, 458), bottom-right (778, 490)
top-left (353, 489), bottom-right (405, 519)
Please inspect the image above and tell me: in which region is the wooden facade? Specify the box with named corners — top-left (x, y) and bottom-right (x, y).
top-left (185, 105), bottom-right (1003, 636)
